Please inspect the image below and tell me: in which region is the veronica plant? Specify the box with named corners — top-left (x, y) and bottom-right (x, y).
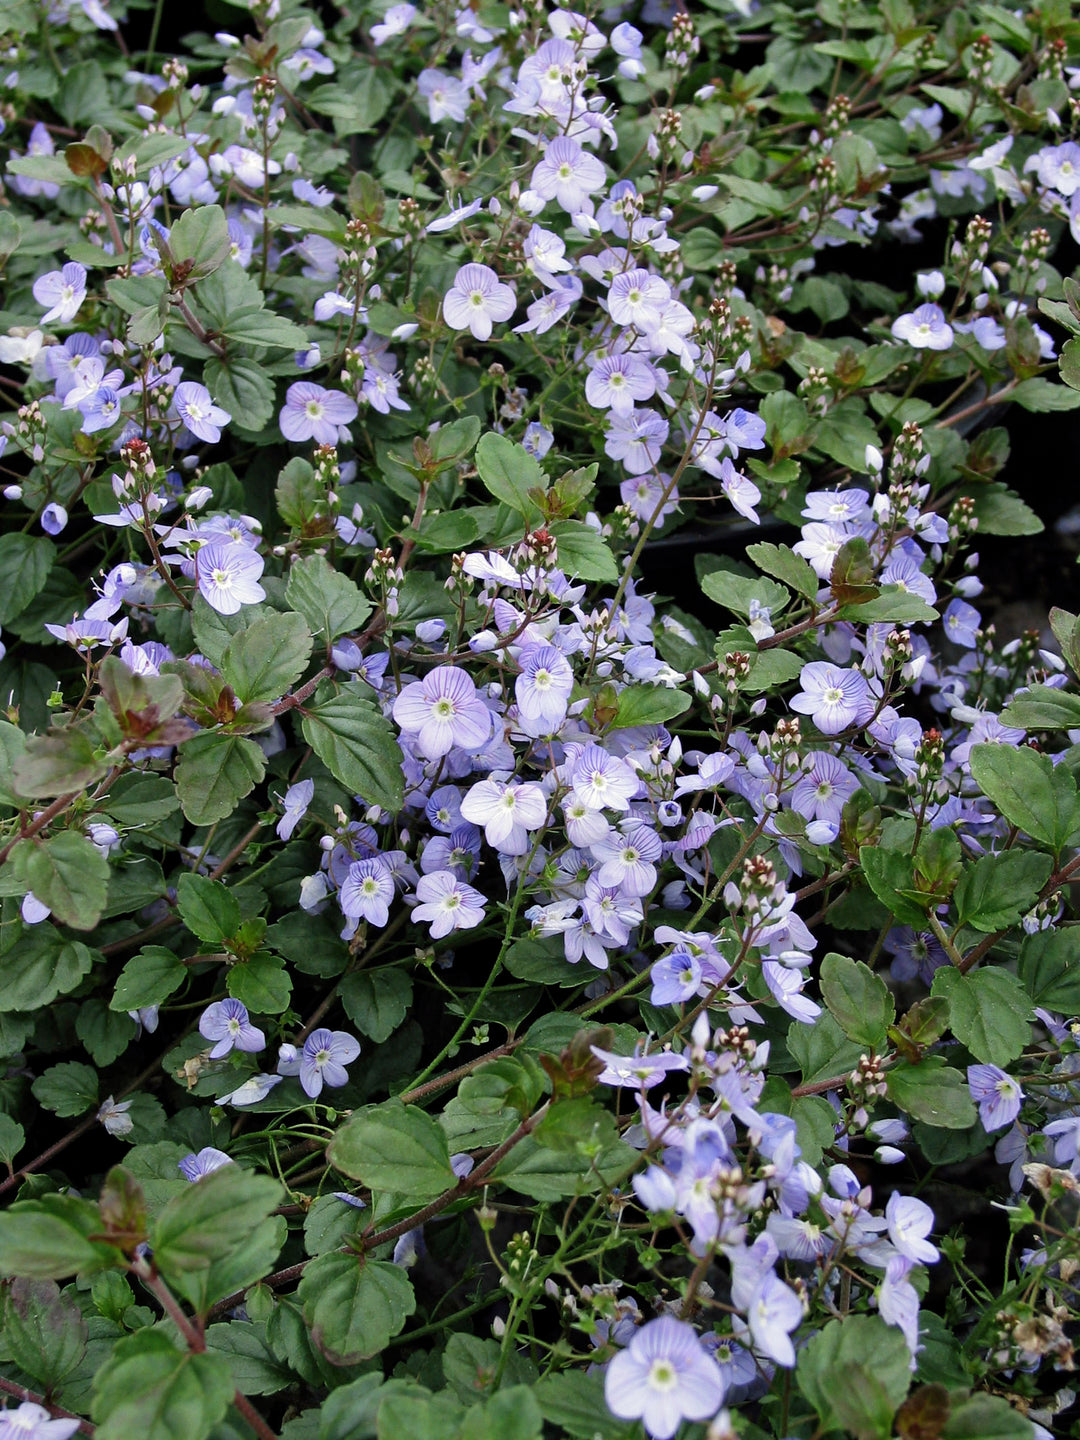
top-left (0, 0), bottom-right (1079, 1438)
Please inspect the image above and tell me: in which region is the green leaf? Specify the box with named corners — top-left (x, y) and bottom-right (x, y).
top-left (743, 647), bottom-right (805, 694)
top-left (2, 1278), bottom-right (87, 1388)
top-left (1061, 335), bottom-right (1080, 390)
top-left (176, 874), bottom-right (241, 945)
top-left (175, 732), bottom-right (267, 826)
top-left (220, 610), bottom-right (313, 705)
top-left (152, 1166), bottom-right (284, 1277)
top-left (942, 1392), bottom-right (1034, 1439)
top-left (100, 774), bottom-right (180, 827)
top-left (952, 850), bottom-right (1052, 932)
top-left (1010, 377), bottom-right (1080, 412)
top-left (969, 485), bottom-right (1043, 537)
top-left (306, 69), bottom-right (393, 134)
top-left (0, 211), bottom-right (22, 262)
top-left (301, 682), bottom-right (404, 813)
top-left (297, 1254), bottom-right (416, 1365)
top-left (969, 743), bottom-right (1080, 851)
top-left (745, 541), bottom-right (819, 600)
top-left (168, 204), bottom-right (232, 278)
top-left (887, 1057), bottom-right (978, 1128)
top-left (503, 936), bottom-right (592, 990)
top-left (107, 275), bottom-right (168, 316)
top-left (91, 1329), bottom-right (234, 1440)
top-left (819, 952), bottom-right (895, 1049)
top-left (1000, 685), bottom-right (1080, 731)
top-left (548, 520), bottom-right (619, 583)
top-left (441, 1056), bottom-right (547, 1150)
top-left (339, 969), bottom-right (413, 1043)
top-left (474, 433), bottom-right (545, 522)
top-left (76, 1001), bottom-right (135, 1066)
top-left (275, 458), bottom-right (319, 530)
top-left (220, 306), bottom-right (309, 350)
top-left (0, 929), bottom-right (94, 1011)
top-left (12, 730), bottom-right (108, 798)
top-left (492, 1134), bottom-right (632, 1201)
top-left (327, 1099), bottom-right (455, 1201)
top-left (609, 685), bottom-right (691, 729)
top-left (798, 1315), bottom-right (912, 1440)
top-left (16, 831), bottom-right (110, 931)
top-left (1051, 606), bottom-right (1080, 676)
top-left (0, 1195), bottom-right (123, 1278)
top-left (172, 1216), bottom-right (285, 1315)
top-left (459, 1387), bottom-right (544, 1440)
top-left (839, 586), bottom-right (938, 624)
top-left (0, 721), bottom-right (26, 805)
top-left (1018, 928), bottom-right (1080, 1011)
top-left (931, 967), bottom-right (1032, 1065)
top-left (411, 509), bottom-right (481, 554)
top-left (227, 953), bottom-right (292, 1014)
top-left (0, 1112), bottom-right (26, 1166)
top-left (787, 1011), bottom-right (867, 1086)
top-left (859, 846), bottom-right (928, 926)
top-left (535, 1097), bottom-right (617, 1157)
top-left (110, 947), bottom-right (188, 1013)
top-left (535, 1370), bottom-right (636, 1439)
top-left (302, 1193), bottom-right (366, 1257)
top-left (204, 1321), bottom-right (292, 1396)
top-left (701, 564), bottom-right (790, 618)
top-left (204, 357), bottom-right (275, 435)
top-left (285, 554), bottom-right (373, 643)
top-left (189, 593), bottom-right (248, 669)
top-left (429, 415), bottom-right (482, 463)
top-left (0, 533), bottom-right (54, 624)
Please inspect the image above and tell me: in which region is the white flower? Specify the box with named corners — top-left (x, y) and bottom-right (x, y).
top-left (98, 1096), bottom-right (134, 1137)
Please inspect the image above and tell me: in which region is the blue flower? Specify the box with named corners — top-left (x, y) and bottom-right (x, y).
top-left (604, 1315), bottom-right (725, 1439)
top-left (300, 1028), bottom-right (361, 1098)
top-left (199, 999), bottom-right (266, 1059)
top-left (173, 381), bottom-right (232, 445)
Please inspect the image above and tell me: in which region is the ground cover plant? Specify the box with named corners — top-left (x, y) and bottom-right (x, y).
top-left (2, 0), bottom-right (1080, 1436)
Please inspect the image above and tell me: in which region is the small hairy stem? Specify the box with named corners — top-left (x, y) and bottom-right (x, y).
top-left (207, 1101), bottom-right (550, 1320)
top-left (0, 1050), bottom-right (174, 1196)
top-left (173, 293), bottom-right (228, 359)
top-left (133, 1261), bottom-right (280, 1440)
top-left (0, 790), bottom-right (81, 865)
top-left (272, 666), bottom-right (334, 715)
top-left (0, 1377), bottom-right (95, 1435)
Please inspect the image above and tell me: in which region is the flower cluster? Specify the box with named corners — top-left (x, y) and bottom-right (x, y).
top-left (0, 2), bottom-right (1078, 1440)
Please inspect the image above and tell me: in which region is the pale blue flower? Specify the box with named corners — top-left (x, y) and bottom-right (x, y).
top-left (276, 778), bottom-right (314, 840)
top-left (340, 856), bottom-right (395, 927)
top-left (790, 662), bottom-right (873, 735)
top-left (886, 1192), bottom-right (939, 1265)
top-left (41, 502), bottom-right (67, 535)
top-left (300, 1028), bottom-right (361, 1098)
top-left (33, 262), bottom-right (87, 325)
top-left (604, 1315), bottom-right (725, 1440)
top-left (179, 1147), bottom-right (233, 1181)
top-left (411, 870), bottom-right (487, 938)
top-left (442, 263), bottom-right (516, 340)
top-left (968, 1064), bottom-right (1023, 1130)
top-left (199, 1000), bottom-right (265, 1059)
top-left (173, 381), bottom-right (231, 444)
top-left (747, 1271), bottom-right (803, 1367)
top-left (194, 539), bottom-right (266, 616)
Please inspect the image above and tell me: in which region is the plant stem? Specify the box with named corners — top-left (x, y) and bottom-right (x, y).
top-left (133, 1260), bottom-right (280, 1440)
top-left (0, 790), bottom-right (81, 865)
top-left (0, 1377), bottom-right (94, 1435)
top-left (143, 0), bottom-right (165, 66)
top-left (207, 1100), bottom-right (551, 1319)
